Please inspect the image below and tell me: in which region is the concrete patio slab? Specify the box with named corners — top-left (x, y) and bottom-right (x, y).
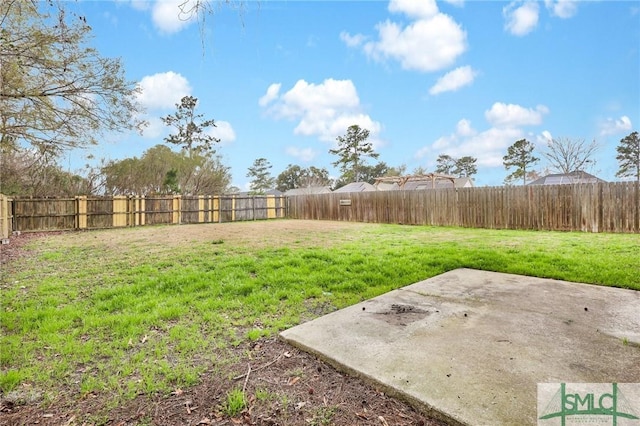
top-left (280, 268), bottom-right (640, 425)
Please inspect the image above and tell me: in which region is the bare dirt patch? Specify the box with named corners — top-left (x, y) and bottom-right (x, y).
top-left (98, 219), bottom-right (374, 250)
top-left (2, 338), bottom-right (446, 425)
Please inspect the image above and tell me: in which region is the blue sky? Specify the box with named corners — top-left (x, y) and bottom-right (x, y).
top-left (65, 0), bottom-right (639, 189)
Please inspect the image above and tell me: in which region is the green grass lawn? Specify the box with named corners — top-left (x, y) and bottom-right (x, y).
top-left (1, 220), bottom-right (639, 406)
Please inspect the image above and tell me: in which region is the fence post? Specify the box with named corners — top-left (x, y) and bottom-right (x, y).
top-left (212, 196), bottom-right (219, 223)
top-left (0, 194), bottom-right (10, 240)
top-left (173, 195), bottom-right (182, 224)
top-left (75, 196), bottom-right (87, 230)
top-left (138, 197), bottom-right (146, 226)
top-left (198, 195), bottom-right (205, 223)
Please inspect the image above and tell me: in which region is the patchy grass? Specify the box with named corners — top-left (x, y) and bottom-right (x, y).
top-left (221, 388), bottom-right (246, 417)
top-left (1, 220), bottom-right (638, 406)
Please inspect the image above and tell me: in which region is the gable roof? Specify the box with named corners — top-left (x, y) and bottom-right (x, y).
top-left (284, 186), bottom-right (332, 196)
top-left (333, 182), bottom-right (376, 193)
top-left (375, 182), bottom-right (401, 191)
top-left (402, 177), bottom-right (474, 190)
top-left (374, 174), bottom-right (474, 190)
top-left (528, 171), bottom-right (606, 185)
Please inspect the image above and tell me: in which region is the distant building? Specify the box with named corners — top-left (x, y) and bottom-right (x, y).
top-left (233, 189), bottom-right (283, 196)
top-left (333, 182), bottom-right (376, 193)
top-left (374, 174), bottom-right (473, 191)
top-left (402, 177), bottom-right (473, 190)
top-left (375, 182), bottom-right (401, 191)
top-left (528, 171), bottom-right (606, 185)
top-left (283, 186), bottom-right (332, 196)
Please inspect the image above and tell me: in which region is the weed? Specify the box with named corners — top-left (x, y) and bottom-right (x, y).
top-left (222, 388), bottom-right (246, 417)
top-left (246, 328), bottom-right (265, 341)
top-left (0, 370), bottom-right (22, 393)
top-left (254, 388), bottom-right (273, 401)
top-left (309, 406), bottom-right (337, 426)
top-left (287, 367), bottom-right (305, 378)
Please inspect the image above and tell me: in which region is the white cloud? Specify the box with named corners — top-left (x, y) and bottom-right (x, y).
top-left (343, 1), bottom-right (467, 73)
top-left (599, 115), bottom-right (632, 136)
top-left (362, 14), bottom-right (467, 72)
top-left (285, 146), bottom-right (317, 162)
top-left (258, 83), bottom-right (281, 107)
top-left (429, 65), bottom-right (477, 95)
top-left (207, 120), bottom-right (236, 145)
top-left (151, 0), bottom-right (197, 34)
top-left (416, 120), bottom-right (524, 167)
top-left (388, 0), bottom-right (438, 19)
top-left (456, 119), bottom-right (476, 137)
top-left (339, 31), bottom-right (367, 48)
top-left (538, 130), bottom-right (553, 144)
top-left (141, 116), bottom-right (165, 139)
top-left (485, 102), bottom-right (549, 127)
top-left (136, 71), bottom-right (191, 110)
top-left (545, 0), bottom-right (578, 18)
top-left (442, 0), bottom-right (464, 7)
top-left (127, 0), bottom-right (150, 12)
top-left (415, 101), bottom-right (551, 170)
top-left (260, 78), bottom-right (382, 143)
top-left (503, 1), bottom-right (539, 36)
top-left (458, 127), bottom-right (525, 167)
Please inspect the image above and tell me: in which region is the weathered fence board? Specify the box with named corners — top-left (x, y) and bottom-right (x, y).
top-left (5, 195), bottom-right (287, 233)
top-left (288, 182), bottom-right (639, 233)
top-left (12, 198), bottom-right (76, 231)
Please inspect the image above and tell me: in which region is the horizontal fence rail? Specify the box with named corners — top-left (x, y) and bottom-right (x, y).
top-left (287, 182), bottom-right (640, 233)
top-left (5, 195), bottom-right (286, 233)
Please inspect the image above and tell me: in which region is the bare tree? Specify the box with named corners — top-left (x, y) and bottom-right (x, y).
top-left (0, 0), bottom-right (143, 156)
top-left (543, 137), bottom-right (598, 174)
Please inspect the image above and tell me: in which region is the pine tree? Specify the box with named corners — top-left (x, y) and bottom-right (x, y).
top-left (329, 125), bottom-right (379, 183)
top-left (503, 139), bottom-right (539, 185)
top-left (615, 131), bottom-right (640, 182)
top-left (247, 158), bottom-right (275, 194)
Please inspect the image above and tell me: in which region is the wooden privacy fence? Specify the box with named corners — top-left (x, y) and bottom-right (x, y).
top-left (288, 182), bottom-right (640, 233)
top-left (4, 195), bottom-right (286, 233)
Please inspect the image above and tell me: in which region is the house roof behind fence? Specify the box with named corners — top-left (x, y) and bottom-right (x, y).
top-left (284, 186), bottom-right (332, 196)
top-left (528, 171), bottom-right (607, 185)
top-left (333, 182), bottom-right (376, 193)
top-left (401, 177), bottom-right (474, 190)
top-left (373, 174), bottom-right (472, 190)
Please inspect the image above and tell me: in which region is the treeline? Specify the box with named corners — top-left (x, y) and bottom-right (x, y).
top-left (1, 145), bottom-right (233, 197)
